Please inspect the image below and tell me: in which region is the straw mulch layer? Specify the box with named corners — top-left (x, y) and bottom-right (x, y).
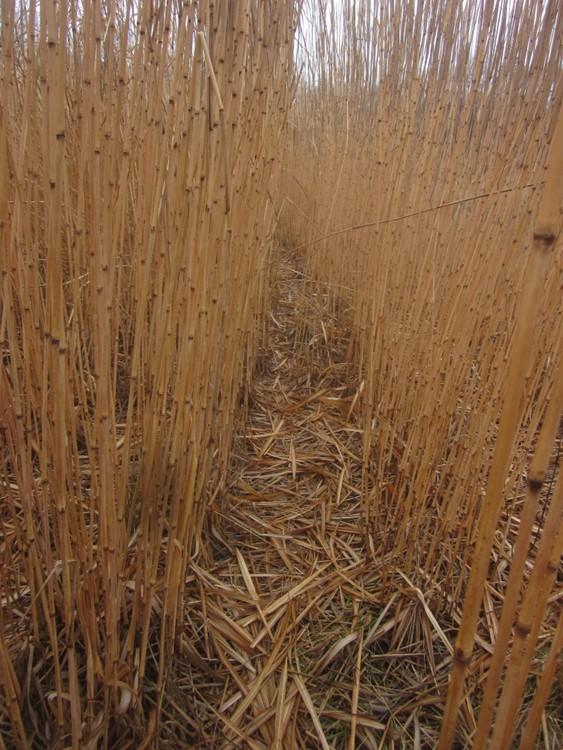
top-left (154, 249), bottom-right (497, 750)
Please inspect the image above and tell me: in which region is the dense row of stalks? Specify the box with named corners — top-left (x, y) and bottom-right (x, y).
top-left (0, 1), bottom-right (297, 746)
top-left (284, 0), bottom-right (562, 747)
top-left (1, 0), bottom-right (562, 747)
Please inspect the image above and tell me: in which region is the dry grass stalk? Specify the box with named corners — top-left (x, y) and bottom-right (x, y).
top-left (470, 357), bottom-right (563, 750)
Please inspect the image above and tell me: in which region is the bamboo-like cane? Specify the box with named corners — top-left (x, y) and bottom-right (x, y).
top-left (489, 474), bottom-right (563, 749)
top-left (438, 103), bottom-right (563, 750)
top-left (471, 358), bottom-right (563, 749)
top-left (519, 609), bottom-right (563, 750)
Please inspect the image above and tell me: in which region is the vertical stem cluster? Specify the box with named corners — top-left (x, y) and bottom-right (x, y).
top-left (284, 0), bottom-right (562, 746)
top-left (0, 0), bottom-right (298, 746)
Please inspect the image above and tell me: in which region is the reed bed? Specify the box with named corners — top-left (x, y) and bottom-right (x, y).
top-left (283, 0), bottom-right (563, 746)
top-left (0, 0), bottom-right (297, 746)
top-left (1, 0), bottom-right (562, 748)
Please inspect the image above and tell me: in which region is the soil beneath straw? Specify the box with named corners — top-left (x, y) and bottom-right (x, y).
top-left (155, 248), bottom-right (464, 750)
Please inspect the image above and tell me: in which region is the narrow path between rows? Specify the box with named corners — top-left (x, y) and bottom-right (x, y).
top-left (163, 249), bottom-right (451, 749)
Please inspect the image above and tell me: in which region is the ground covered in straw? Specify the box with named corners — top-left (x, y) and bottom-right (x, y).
top-left (154, 249), bottom-right (471, 749)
